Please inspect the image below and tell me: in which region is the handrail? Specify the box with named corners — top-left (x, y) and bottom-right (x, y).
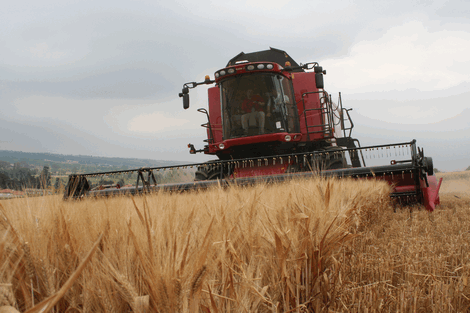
top-left (197, 108), bottom-right (214, 144)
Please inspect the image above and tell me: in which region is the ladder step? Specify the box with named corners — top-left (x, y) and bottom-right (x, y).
top-left (303, 102), bottom-right (333, 140)
top-left (304, 108), bottom-right (329, 112)
top-left (306, 123), bottom-right (329, 127)
top-left (308, 130), bottom-right (332, 134)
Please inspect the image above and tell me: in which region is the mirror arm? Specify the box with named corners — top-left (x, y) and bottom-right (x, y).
top-left (281, 62), bottom-right (320, 72)
top-left (179, 79), bottom-right (215, 110)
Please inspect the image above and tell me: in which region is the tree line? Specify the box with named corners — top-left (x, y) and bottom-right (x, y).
top-left (0, 158), bottom-right (194, 191)
top-left (0, 161), bottom-right (52, 190)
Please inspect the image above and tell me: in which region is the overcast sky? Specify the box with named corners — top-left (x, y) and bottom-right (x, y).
top-left (1, 0), bottom-right (469, 171)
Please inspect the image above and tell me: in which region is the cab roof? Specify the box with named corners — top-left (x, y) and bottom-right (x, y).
top-left (226, 47), bottom-right (304, 72)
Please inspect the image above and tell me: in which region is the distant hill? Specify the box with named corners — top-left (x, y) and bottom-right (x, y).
top-left (0, 150), bottom-right (197, 191)
top-left (0, 150), bottom-right (185, 169)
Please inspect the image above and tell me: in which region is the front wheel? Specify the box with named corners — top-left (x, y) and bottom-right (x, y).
top-left (194, 162), bottom-right (229, 181)
top-left (326, 159), bottom-right (346, 170)
top-left (322, 147), bottom-right (347, 170)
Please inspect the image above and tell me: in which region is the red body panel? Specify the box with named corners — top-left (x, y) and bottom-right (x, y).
top-left (384, 172), bottom-right (416, 193)
top-left (291, 72), bottom-right (326, 142)
top-left (208, 86), bottom-right (222, 149)
top-left (375, 172), bottom-right (442, 212)
top-left (330, 169), bottom-right (417, 193)
top-left (232, 163), bottom-right (291, 178)
top-left (360, 171), bottom-right (441, 212)
top-left (208, 133), bottom-right (302, 154)
top-left (421, 175), bottom-right (442, 212)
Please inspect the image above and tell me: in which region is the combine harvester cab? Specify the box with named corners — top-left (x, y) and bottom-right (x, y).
top-left (64, 48), bottom-right (442, 211)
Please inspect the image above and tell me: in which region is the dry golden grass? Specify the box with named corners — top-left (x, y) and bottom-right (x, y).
top-left (0, 172), bottom-right (469, 312)
top-left (437, 170), bottom-right (470, 197)
top-left (0, 177), bottom-right (390, 312)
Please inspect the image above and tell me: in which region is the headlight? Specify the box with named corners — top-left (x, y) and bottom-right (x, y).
top-left (220, 70), bottom-right (226, 76)
top-left (228, 68), bottom-right (235, 74)
top-left (215, 73), bottom-right (220, 78)
top-left (284, 135), bottom-right (292, 142)
top-left (219, 143), bottom-right (225, 149)
top-left (266, 64), bottom-right (274, 69)
top-left (246, 65), bottom-right (255, 70)
top-left (257, 64), bottom-right (265, 69)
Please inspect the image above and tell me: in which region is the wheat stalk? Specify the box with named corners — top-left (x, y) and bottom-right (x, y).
top-left (4, 175), bottom-right (468, 311)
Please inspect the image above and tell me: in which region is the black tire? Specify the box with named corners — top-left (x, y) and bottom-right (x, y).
top-left (194, 162), bottom-right (226, 181)
top-left (326, 159), bottom-right (345, 170)
top-left (194, 170), bottom-right (209, 181)
top-left (423, 157), bottom-right (433, 175)
top-left (322, 147), bottom-right (346, 170)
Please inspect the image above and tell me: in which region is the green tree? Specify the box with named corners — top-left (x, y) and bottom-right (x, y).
top-left (40, 166), bottom-right (51, 188)
top-left (466, 166), bottom-right (470, 171)
top-left (0, 172), bottom-right (10, 188)
top-left (51, 163), bottom-right (60, 174)
top-left (54, 177), bottom-right (60, 190)
top-left (1, 168), bottom-right (37, 189)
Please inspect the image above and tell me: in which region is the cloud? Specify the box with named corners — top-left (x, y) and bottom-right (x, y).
top-left (28, 42), bottom-right (67, 59)
top-left (1, 68), bottom-right (180, 100)
top-left (343, 91), bottom-right (470, 125)
top-left (320, 20), bottom-right (470, 124)
top-left (350, 109), bottom-right (470, 171)
top-left (127, 112), bottom-right (191, 133)
top-left (323, 20), bottom-right (470, 93)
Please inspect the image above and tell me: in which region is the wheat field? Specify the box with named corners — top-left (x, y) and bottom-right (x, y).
top-left (0, 174), bottom-right (469, 312)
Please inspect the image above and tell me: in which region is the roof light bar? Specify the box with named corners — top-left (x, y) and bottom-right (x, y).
top-left (215, 63), bottom-right (277, 79)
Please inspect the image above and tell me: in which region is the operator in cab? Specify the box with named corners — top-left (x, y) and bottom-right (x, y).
top-left (241, 89), bottom-right (266, 135)
top-left (265, 88), bottom-right (289, 131)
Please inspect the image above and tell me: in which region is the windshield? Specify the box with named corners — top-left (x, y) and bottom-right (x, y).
top-left (220, 73), bottom-right (298, 139)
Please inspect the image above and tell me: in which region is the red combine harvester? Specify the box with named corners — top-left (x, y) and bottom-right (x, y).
top-left (64, 48), bottom-right (442, 211)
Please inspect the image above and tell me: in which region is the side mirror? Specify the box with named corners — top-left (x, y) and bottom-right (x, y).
top-left (315, 73), bottom-right (324, 89)
top-left (179, 87), bottom-right (190, 109)
top-left (314, 66), bottom-right (323, 73)
top-left (182, 93), bottom-right (190, 109)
